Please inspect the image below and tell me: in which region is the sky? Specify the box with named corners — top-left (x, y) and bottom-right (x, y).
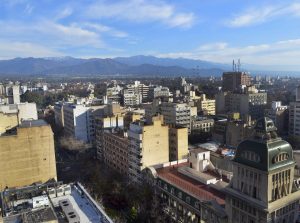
top-left (1, 0), bottom-right (300, 70)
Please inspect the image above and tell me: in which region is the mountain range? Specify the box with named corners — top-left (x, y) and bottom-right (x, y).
top-left (0, 56), bottom-right (226, 77)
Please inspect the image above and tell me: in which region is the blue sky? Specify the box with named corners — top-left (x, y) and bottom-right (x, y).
top-left (1, 0), bottom-right (300, 69)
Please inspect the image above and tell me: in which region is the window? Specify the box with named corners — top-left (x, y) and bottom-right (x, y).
top-left (273, 152), bottom-right (289, 163)
top-left (241, 150), bottom-right (260, 162)
top-left (178, 192), bottom-right (182, 199)
top-left (186, 196), bottom-right (190, 204)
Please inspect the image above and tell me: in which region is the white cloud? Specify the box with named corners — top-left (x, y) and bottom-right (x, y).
top-left (157, 39), bottom-right (300, 68)
top-left (227, 2), bottom-right (300, 27)
top-left (85, 0), bottom-right (195, 28)
top-left (0, 40), bottom-right (63, 59)
top-left (24, 3), bottom-right (34, 14)
top-left (83, 22), bottom-right (128, 38)
top-left (55, 7), bottom-right (73, 20)
top-left (0, 20), bottom-right (105, 48)
top-left (37, 21), bottom-right (105, 48)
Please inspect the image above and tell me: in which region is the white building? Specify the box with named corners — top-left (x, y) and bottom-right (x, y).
top-left (5, 85), bottom-right (20, 104)
top-left (63, 104), bottom-right (105, 143)
top-left (160, 102), bottom-right (191, 132)
top-left (123, 93), bottom-right (142, 106)
top-left (0, 102), bottom-right (38, 122)
top-left (153, 86), bottom-right (173, 99)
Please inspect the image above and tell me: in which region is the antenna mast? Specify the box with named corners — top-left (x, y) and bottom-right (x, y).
top-left (232, 60), bottom-right (235, 71)
top-left (237, 59), bottom-right (241, 72)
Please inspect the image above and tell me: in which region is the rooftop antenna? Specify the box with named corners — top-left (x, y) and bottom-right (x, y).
top-left (232, 60), bottom-right (235, 71)
top-left (237, 59), bottom-right (241, 72)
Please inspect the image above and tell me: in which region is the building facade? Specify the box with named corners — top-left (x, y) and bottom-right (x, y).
top-left (169, 126), bottom-right (188, 161)
top-left (0, 120), bottom-right (57, 191)
top-left (222, 71), bottom-right (251, 92)
top-left (128, 116), bottom-right (169, 183)
top-left (160, 102), bottom-right (191, 133)
top-left (225, 117), bottom-right (300, 223)
top-left (195, 94), bottom-right (215, 115)
top-left (102, 130), bottom-right (130, 175)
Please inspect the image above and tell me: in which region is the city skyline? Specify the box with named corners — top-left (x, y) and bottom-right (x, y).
top-left (1, 0), bottom-right (300, 70)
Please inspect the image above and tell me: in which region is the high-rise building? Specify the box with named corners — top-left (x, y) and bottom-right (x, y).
top-left (160, 102), bottom-right (191, 132)
top-left (169, 125), bottom-right (188, 161)
top-left (195, 94), bottom-right (215, 115)
top-left (216, 86), bottom-right (267, 119)
top-left (289, 86), bottom-right (300, 142)
top-left (5, 84), bottom-right (20, 104)
top-left (128, 116), bottom-right (169, 183)
top-left (102, 129), bottom-right (130, 175)
top-left (124, 81), bottom-right (151, 103)
top-left (222, 71), bottom-right (251, 92)
top-left (225, 117), bottom-right (300, 222)
top-left (0, 120), bottom-right (57, 190)
top-left (54, 101), bottom-right (65, 128)
top-left (95, 114), bottom-right (124, 160)
top-left (63, 104), bottom-right (107, 143)
top-left (122, 93), bottom-right (142, 106)
top-left (265, 101), bottom-right (288, 135)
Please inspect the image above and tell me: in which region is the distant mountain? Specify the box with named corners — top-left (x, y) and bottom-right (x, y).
top-left (0, 56), bottom-right (225, 76)
top-left (114, 55), bottom-right (230, 70)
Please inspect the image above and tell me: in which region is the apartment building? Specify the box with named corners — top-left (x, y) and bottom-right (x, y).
top-left (122, 93), bottom-right (142, 106)
top-left (191, 117), bottom-right (214, 135)
top-left (169, 125), bottom-right (188, 161)
top-left (195, 94), bottom-right (215, 115)
top-left (216, 86), bottom-right (267, 120)
top-left (95, 114), bottom-right (124, 159)
top-left (102, 129), bottom-right (130, 175)
top-left (160, 102), bottom-right (191, 132)
top-left (0, 120), bottom-right (57, 190)
top-left (265, 101), bottom-right (288, 135)
top-left (124, 81), bottom-right (151, 103)
top-left (222, 71), bottom-right (251, 92)
top-left (63, 104), bottom-right (106, 143)
top-left (128, 116), bottom-right (169, 183)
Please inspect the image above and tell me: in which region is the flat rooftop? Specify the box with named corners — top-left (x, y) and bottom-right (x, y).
top-left (157, 163), bottom-right (225, 205)
top-left (51, 184), bottom-right (112, 223)
top-left (20, 119), bottom-right (48, 128)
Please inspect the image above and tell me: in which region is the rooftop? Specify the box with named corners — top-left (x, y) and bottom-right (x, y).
top-left (156, 163), bottom-right (226, 205)
top-left (1, 182), bottom-right (113, 223)
top-left (20, 119), bottom-right (48, 128)
top-left (3, 207), bottom-right (57, 223)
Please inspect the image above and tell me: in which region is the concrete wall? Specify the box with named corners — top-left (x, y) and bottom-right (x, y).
top-left (0, 124), bottom-right (57, 190)
top-left (169, 126), bottom-right (188, 161)
top-left (142, 118), bottom-right (169, 168)
top-left (0, 112), bottom-right (18, 135)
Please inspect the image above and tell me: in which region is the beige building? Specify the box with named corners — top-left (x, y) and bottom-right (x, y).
top-left (195, 94), bottom-right (215, 115)
top-left (226, 119), bottom-right (254, 148)
top-left (216, 86), bottom-right (267, 120)
top-left (0, 111), bottom-right (18, 135)
top-left (169, 125), bottom-right (188, 161)
top-left (191, 117), bottom-right (214, 135)
top-left (0, 102), bottom-right (38, 123)
top-left (128, 116), bottom-right (169, 183)
top-left (102, 130), bottom-right (130, 175)
top-left (0, 120), bottom-right (57, 191)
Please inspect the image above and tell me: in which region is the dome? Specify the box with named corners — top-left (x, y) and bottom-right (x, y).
top-left (233, 117), bottom-right (295, 171)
